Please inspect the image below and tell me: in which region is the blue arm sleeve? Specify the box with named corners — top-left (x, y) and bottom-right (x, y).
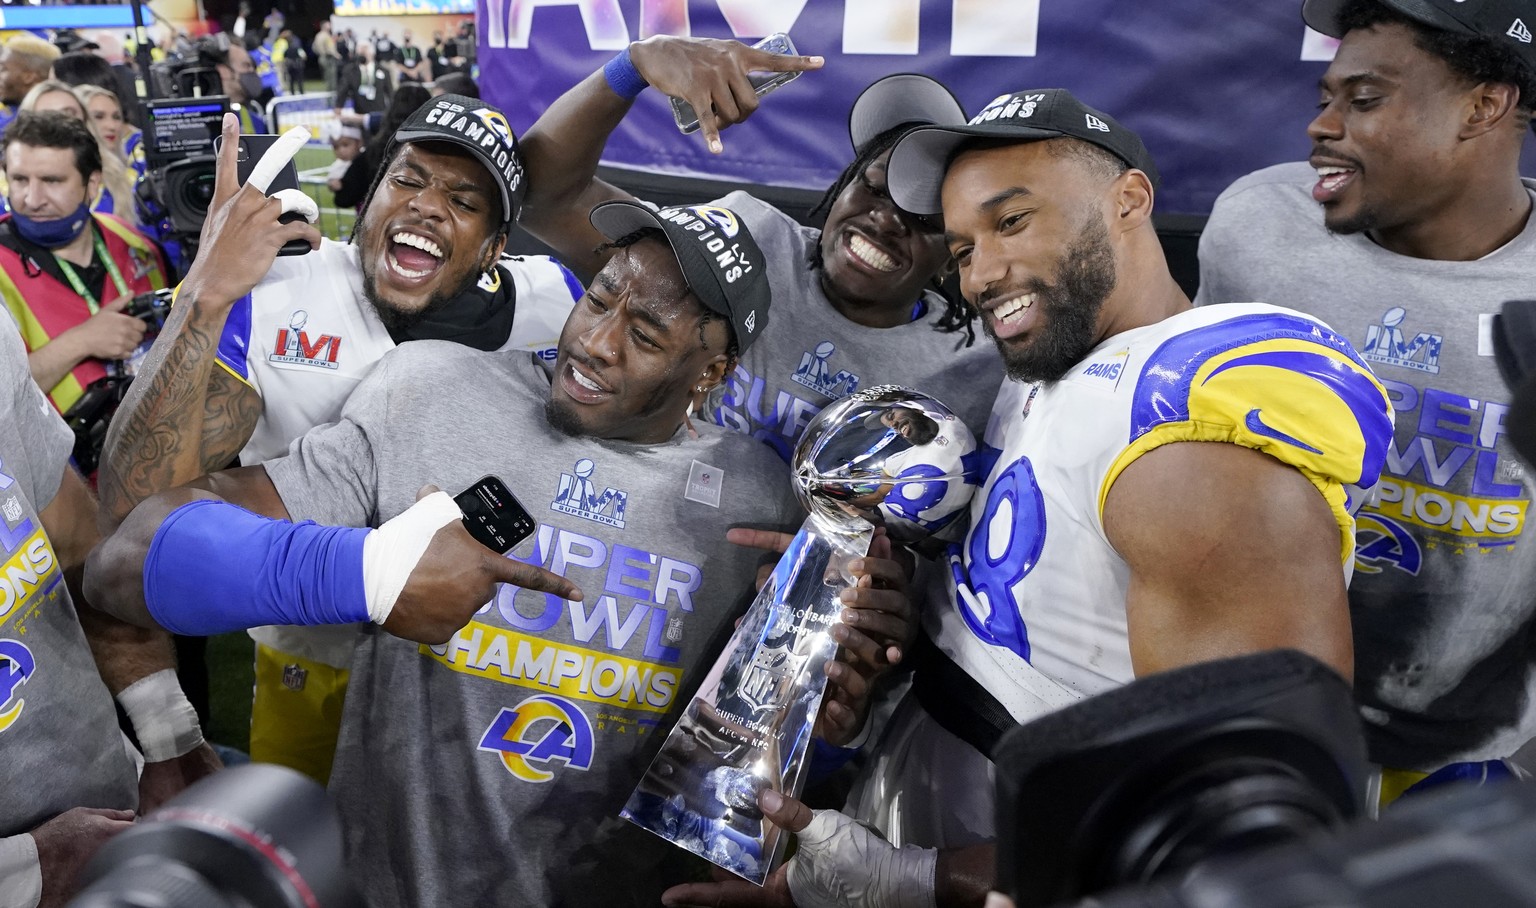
top-left (143, 499), bottom-right (372, 636)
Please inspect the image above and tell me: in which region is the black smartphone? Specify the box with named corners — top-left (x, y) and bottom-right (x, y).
top-left (213, 133), bottom-right (311, 256)
top-left (454, 476), bottom-right (536, 555)
top-left (671, 33), bottom-right (802, 134)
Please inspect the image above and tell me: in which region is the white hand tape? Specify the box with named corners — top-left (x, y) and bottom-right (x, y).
top-left (271, 187), bottom-right (320, 224)
top-left (245, 126), bottom-right (311, 194)
top-left (361, 491), bottom-right (465, 625)
top-left (117, 668), bottom-right (205, 762)
top-left (787, 809), bottom-right (938, 908)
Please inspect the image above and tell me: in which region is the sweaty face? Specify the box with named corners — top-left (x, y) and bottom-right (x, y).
top-left (5, 143), bottom-right (96, 220)
top-left (1308, 23), bottom-right (1475, 237)
top-left (86, 94), bottom-right (124, 146)
top-left (943, 141), bottom-right (1119, 384)
top-left (358, 142), bottom-right (502, 332)
top-left (31, 90), bottom-right (86, 121)
top-left (817, 149), bottom-right (950, 324)
top-left (547, 239), bottom-right (730, 444)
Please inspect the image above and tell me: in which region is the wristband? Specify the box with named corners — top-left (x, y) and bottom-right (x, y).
top-left (0, 833), bottom-right (41, 908)
top-left (603, 48), bottom-right (648, 101)
top-left (117, 668), bottom-right (204, 762)
top-left (360, 491), bottom-right (464, 625)
top-left (144, 500), bottom-right (371, 636)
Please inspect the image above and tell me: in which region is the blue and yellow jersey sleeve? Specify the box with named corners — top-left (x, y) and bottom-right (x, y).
top-left (169, 283), bottom-right (259, 392)
top-left (1100, 312), bottom-right (1394, 564)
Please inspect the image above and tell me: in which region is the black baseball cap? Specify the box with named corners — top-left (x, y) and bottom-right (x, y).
top-left (847, 73), bottom-right (966, 151)
top-left (388, 94), bottom-right (525, 228)
top-left (588, 201), bottom-right (772, 353)
top-left (886, 88), bottom-right (1160, 216)
top-left (1303, 0), bottom-right (1536, 69)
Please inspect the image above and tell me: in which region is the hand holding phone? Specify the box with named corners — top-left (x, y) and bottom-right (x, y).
top-left (213, 128), bottom-right (318, 257)
top-left (671, 33), bottom-right (804, 136)
top-left (628, 34), bottom-right (823, 154)
top-left (176, 115), bottom-right (323, 306)
top-left (454, 476), bottom-right (536, 554)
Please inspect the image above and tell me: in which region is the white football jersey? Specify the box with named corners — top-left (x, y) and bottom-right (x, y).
top-left (929, 302), bottom-right (1393, 722)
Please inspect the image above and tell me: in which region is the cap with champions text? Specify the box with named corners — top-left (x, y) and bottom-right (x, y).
top-left (1303, 0), bottom-right (1536, 70)
top-left (588, 200), bottom-right (772, 354)
top-left (848, 73), bottom-right (966, 151)
top-left (388, 94), bottom-right (526, 228)
top-left (885, 88), bottom-right (1159, 216)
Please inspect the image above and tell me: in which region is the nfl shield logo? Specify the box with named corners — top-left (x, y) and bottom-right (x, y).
top-left (281, 663), bottom-right (308, 692)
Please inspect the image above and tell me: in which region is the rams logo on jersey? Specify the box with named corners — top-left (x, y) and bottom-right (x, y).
top-left (0, 639), bottom-right (36, 734)
top-left (477, 694), bottom-right (595, 783)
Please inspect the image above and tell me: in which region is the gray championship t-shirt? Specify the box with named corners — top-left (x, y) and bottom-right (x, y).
top-left (1197, 161), bottom-right (1536, 769)
top-left (0, 326), bottom-right (136, 834)
top-left (265, 342), bottom-right (801, 907)
top-left (705, 191), bottom-right (1002, 459)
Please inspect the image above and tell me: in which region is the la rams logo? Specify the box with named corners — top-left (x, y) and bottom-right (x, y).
top-left (0, 639), bottom-right (36, 734)
top-left (689, 205), bottom-right (739, 239)
top-left (476, 264), bottom-right (503, 294)
top-left (1354, 513), bottom-right (1423, 576)
top-left (477, 694), bottom-right (595, 783)
top-left (471, 108), bottom-right (516, 150)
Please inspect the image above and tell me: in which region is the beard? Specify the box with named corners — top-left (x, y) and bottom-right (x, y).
top-left (982, 211), bottom-right (1118, 384)
top-left (544, 396), bottom-right (586, 437)
top-left (1323, 202), bottom-right (1383, 237)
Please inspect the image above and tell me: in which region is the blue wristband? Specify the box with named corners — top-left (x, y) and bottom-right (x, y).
top-left (807, 736), bottom-right (861, 786)
top-left (144, 499), bottom-right (371, 636)
top-left (603, 48), bottom-right (648, 102)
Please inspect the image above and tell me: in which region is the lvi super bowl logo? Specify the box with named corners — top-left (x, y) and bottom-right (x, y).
top-left (477, 694), bottom-right (595, 783)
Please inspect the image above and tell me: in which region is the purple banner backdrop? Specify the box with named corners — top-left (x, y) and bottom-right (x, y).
top-left (478, 0), bottom-right (1534, 216)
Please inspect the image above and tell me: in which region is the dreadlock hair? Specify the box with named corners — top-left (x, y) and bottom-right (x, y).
top-left (594, 226), bottom-right (741, 364)
top-left (808, 123), bottom-right (977, 348)
top-left (1339, 0), bottom-right (1536, 133)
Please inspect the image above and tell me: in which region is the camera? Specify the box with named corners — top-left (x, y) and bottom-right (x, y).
top-left (60, 289), bottom-right (173, 475)
top-left (994, 649), bottom-right (1368, 906)
top-left (69, 763), bottom-right (360, 908)
top-left (138, 96), bottom-right (227, 249)
top-left (994, 648), bottom-right (1536, 908)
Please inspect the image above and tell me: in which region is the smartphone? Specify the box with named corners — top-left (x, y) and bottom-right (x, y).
top-left (454, 476), bottom-right (536, 555)
top-left (213, 133), bottom-right (311, 256)
top-left (671, 33), bottom-right (802, 134)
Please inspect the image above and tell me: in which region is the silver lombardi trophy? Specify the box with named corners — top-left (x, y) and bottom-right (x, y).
top-left (621, 385), bottom-right (977, 884)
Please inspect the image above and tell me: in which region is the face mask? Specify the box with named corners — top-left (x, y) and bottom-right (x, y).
top-left (11, 203), bottom-right (89, 248)
top-left (238, 72), bottom-right (264, 100)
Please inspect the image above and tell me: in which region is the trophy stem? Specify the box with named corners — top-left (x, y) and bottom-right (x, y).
top-left (621, 514), bottom-right (875, 884)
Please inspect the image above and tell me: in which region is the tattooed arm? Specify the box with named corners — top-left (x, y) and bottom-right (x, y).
top-left (96, 113), bottom-right (321, 531)
top-left (96, 294), bottom-right (264, 530)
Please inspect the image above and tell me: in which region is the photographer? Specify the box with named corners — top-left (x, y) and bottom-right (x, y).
top-left (0, 111), bottom-right (169, 415)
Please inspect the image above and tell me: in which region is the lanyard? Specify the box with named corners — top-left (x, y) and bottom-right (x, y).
top-left (54, 227), bottom-right (129, 314)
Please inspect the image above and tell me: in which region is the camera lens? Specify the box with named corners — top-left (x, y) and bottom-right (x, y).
top-left (185, 171), bottom-right (218, 213)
